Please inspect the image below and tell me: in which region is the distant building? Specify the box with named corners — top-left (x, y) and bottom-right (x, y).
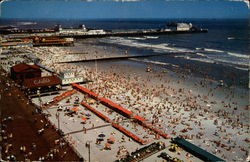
top-left (11, 63), bottom-right (41, 82)
top-left (55, 24), bottom-right (106, 35)
top-left (32, 36), bottom-right (74, 46)
top-left (166, 22), bottom-right (192, 31)
top-left (56, 24), bottom-right (87, 34)
top-left (87, 29), bottom-right (106, 35)
top-left (59, 71), bottom-right (84, 85)
top-left (177, 23), bottom-right (192, 31)
top-left (0, 41), bottom-right (33, 48)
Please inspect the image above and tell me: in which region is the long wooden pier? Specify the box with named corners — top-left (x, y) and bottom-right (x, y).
top-left (5, 28), bottom-right (208, 39)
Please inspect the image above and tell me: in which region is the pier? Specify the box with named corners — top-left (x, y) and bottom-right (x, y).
top-left (70, 29), bottom-right (208, 39)
top-left (3, 22), bottom-right (208, 40)
top-left (57, 53), bottom-right (168, 63)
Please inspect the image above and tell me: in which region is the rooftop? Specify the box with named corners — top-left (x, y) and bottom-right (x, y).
top-left (23, 75), bottom-right (61, 89)
top-left (12, 63), bottom-right (41, 72)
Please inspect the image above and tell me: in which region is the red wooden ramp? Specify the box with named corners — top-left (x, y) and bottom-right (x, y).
top-left (72, 83), bottom-right (134, 118)
top-left (81, 101), bottom-right (112, 123)
top-left (140, 121), bottom-right (171, 139)
top-left (132, 115), bottom-right (170, 139)
top-left (112, 123), bottom-right (147, 145)
top-left (80, 101), bottom-right (146, 145)
top-left (72, 83), bottom-right (170, 140)
top-left (99, 97), bottom-right (134, 118)
top-left (133, 115), bottom-right (147, 121)
top-left (43, 89), bottom-right (77, 108)
top-left (72, 83), bottom-right (99, 99)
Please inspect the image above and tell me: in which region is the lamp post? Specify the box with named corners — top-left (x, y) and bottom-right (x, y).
top-left (38, 89), bottom-right (42, 107)
top-left (56, 111), bottom-right (60, 130)
top-left (86, 140), bottom-right (92, 162)
top-left (95, 58), bottom-right (98, 81)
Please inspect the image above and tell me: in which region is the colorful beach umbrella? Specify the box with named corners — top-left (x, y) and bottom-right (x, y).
top-left (71, 107), bottom-right (79, 111)
top-left (105, 143), bottom-right (111, 146)
top-left (81, 117), bottom-right (87, 121)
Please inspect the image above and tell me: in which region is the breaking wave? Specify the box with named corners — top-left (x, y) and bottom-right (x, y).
top-left (104, 37), bottom-right (248, 70)
top-left (203, 48), bottom-right (225, 53)
top-left (227, 52), bottom-right (249, 59)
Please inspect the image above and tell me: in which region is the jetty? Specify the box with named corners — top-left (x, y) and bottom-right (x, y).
top-left (57, 53), bottom-right (169, 64)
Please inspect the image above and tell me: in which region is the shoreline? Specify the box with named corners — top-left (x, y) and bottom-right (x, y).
top-left (95, 38), bottom-right (249, 89)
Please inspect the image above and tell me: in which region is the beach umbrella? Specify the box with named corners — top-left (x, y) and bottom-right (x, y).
top-left (98, 133), bottom-right (105, 138)
top-left (108, 137), bottom-right (115, 141)
top-left (107, 137), bottom-right (115, 144)
top-left (71, 107), bottom-right (79, 111)
top-left (104, 143), bottom-right (112, 150)
top-left (81, 117), bottom-right (87, 121)
top-left (105, 143), bottom-right (111, 147)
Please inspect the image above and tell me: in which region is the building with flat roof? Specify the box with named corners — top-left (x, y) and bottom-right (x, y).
top-left (23, 75), bottom-right (61, 95)
top-left (59, 71), bottom-right (84, 85)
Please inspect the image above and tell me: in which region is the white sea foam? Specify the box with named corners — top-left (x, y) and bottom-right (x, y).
top-left (144, 36), bottom-right (159, 39)
top-left (227, 52), bottom-right (249, 59)
top-left (187, 57), bottom-right (215, 64)
top-left (235, 67), bottom-right (249, 71)
top-left (196, 53), bottom-right (206, 57)
top-left (105, 37), bottom-right (248, 68)
top-left (195, 48), bottom-right (204, 50)
top-left (106, 37), bottom-right (195, 54)
top-left (204, 48), bottom-right (225, 53)
top-left (215, 58), bottom-right (249, 67)
top-left (131, 37), bottom-right (147, 40)
top-left (174, 55), bottom-right (215, 64)
top-left (133, 58), bottom-right (175, 67)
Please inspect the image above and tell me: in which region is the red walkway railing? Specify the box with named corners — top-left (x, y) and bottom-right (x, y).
top-left (80, 101), bottom-right (146, 145)
top-left (72, 83), bottom-right (170, 140)
top-left (71, 83), bottom-right (99, 99)
top-left (81, 101), bottom-right (112, 123)
top-left (99, 97), bottom-right (134, 118)
top-left (43, 89), bottom-right (77, 108)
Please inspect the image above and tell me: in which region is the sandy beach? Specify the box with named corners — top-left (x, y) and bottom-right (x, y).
top-left (2, 38), bottom-right (249, 162)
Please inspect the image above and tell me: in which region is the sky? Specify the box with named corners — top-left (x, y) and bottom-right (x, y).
top-left (1, 0), bottom-right (249, 19)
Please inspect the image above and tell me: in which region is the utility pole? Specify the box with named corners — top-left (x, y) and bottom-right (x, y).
top-left (95, 58), bottom-right (98, 81)
top-left (86, 141), bottom-right (92, 162)
top-left (56, 112), bottom-right (60, 130)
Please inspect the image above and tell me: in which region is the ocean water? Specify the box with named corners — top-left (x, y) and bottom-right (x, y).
top-left (1, 18), bottom-right (249, 87)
